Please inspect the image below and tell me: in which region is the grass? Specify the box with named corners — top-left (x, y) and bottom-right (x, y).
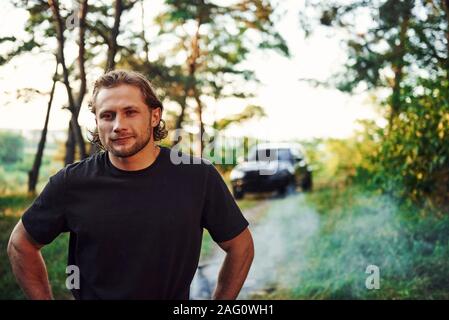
top-left (0, 195), bottom-right (72, 299)
top-left (0, 194), bottom-right (34, 217)
top-left (200, 230), bottom-right (215, 260)
top-left (0, 215), bottom-right (26, 299)
top-left (0, 153), bottom-right (60, 195)
top-left (9, 182), bottom-right (448, 300)
top-left (254, 186), bottom-right (449, 299)
top-left (40, 234), bottom-right (72, 299)
top-left (236, 198), bottom-right (260, 211)
top-left (8, 183), bottom-right (447, 300)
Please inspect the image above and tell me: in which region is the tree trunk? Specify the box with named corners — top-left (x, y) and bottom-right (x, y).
top-left (90, 0), bottom-right (127, 154)
top-left (106, 0), bottom-right (123, 71)
top-left (442, 0), bottom-right (449, 79)
top-left (73, 0), bottom-right (89, 159)
top-left (172, 95), bottom-right (187, 147)
top-left (64, 116), bottom-right (86, 164)
top-left (89, 139), bottom-right (101, 155)
top-left (185, 18), bottom-right (203, 156)
top-left (388, 6), bottom-right (410, 130)
top-left (49, 0), bottom-right (88, 163)
top-left (65, 122), bottom-right (76, 165)
top-left (194, 89), bottom-right (205, 157)
top-left (28, 62), bottom-right (58, 194)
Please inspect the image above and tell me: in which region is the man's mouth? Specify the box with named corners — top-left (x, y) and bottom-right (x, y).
top-left (112, 136), bottom-right (134, 143)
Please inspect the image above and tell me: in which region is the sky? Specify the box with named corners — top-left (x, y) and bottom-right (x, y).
top-left (0, 0), bottom-right (384, 142)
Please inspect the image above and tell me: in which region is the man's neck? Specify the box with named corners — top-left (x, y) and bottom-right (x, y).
top-left (109, 142), bottom-right (161, 171)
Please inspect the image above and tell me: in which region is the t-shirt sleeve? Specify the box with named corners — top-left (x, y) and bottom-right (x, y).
top-left (21, 168), bottom-right (68, 245)
top-left (201, 163), bottom-right (249, 243)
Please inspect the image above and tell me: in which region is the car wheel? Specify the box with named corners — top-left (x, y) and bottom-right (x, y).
top-left (302, 172), bottom-right (313, 192)
top-left (288, 177), bottom-right (297, 194)
top-left (277, 186), bottom-right (286, 197)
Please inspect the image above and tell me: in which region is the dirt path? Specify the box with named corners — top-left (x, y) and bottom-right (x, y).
top-left (190, 193), bottom-right (321, 299)
top-left (190, 199), bottom-right (270, 299)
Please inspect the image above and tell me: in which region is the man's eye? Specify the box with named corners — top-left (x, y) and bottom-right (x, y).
top-left (101, 113), bottom-right (112, 120)
top-left (126, 110), bottom-right (136, 116)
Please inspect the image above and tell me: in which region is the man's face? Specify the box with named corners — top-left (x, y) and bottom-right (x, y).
top-left (95, 84), bottom-right (159, 158)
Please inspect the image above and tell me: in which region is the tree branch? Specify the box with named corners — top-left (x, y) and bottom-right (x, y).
top-left (76, 0), bottom-right (88, 111)
top-left (48, 0), bottom-right (75, 113)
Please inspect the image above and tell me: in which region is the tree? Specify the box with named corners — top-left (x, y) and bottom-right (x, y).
top-left (2, 0), bottom-right (140, 163)
top-left (300, 0), bottom-right (415, 130)
top-left (85, 0), bottom-right (139, 155)
top-left (27, 60), bottom-right (59, 194)
top-left (301, 0), bottom-right (449, 209)
top-left (152, 0), bottom-right (289, 155)
top-left (48, 0), bottom-right (89, 164)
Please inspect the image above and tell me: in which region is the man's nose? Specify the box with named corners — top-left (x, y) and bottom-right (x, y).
top-left (112, 114), bottom-right (128, 132)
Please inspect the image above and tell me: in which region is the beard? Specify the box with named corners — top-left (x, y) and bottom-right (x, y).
top-left (104, 125), bottom-right (152, 158)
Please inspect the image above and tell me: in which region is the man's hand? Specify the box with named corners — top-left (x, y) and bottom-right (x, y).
top-left (7, 219), bottom-right (54, 300)
top-left (213, 227), bottom-right (254, 300)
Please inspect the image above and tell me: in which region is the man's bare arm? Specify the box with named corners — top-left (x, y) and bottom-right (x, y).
top-left (213, 227), bottom-right (254, 300)
top-left (7, 219), bottom-right (53, 300)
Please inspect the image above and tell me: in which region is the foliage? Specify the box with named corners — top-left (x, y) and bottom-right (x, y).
top-left (124, 0), bottom-right (289, 143)
top-left (302, 0), bottom-right (449, 209)
top-left (251, 187), bottom-right (449, 299)
top-left (0, 131), bottom-right (25, 165)
top-left (371, 78), bottom-right (449, 210)
top-left (295, 187), bottom-right (449, 299)
top-left (296, 121), bottom-right (380, 190)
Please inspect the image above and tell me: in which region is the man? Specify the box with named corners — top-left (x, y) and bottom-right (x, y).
top-left (7, 70), bottom-right (254, 300)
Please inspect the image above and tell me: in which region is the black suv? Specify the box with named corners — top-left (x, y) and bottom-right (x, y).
top-left (230, 143), bottom-right (312, 199)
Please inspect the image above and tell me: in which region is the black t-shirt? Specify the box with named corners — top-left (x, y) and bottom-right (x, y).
top-left (21, 146), bottom-right (249, 300)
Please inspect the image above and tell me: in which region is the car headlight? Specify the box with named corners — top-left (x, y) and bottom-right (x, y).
top-left (230, 169), bottom-right (245, 180)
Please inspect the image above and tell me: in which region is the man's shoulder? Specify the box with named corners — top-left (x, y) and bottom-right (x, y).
top-left (55, 152), bottom-right (105, 181)
top-left (161, 146), bottom-right (221, 183)
top-left (164, 146), bottom-right (213, 169)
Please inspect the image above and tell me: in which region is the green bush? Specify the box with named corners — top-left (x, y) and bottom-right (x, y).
top-left (0, 132), bottom-right (25, 165)
top-left (370, 79), bottom-right (449, 210)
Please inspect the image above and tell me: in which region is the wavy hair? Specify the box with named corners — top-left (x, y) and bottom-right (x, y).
top-left (88, 70), bottom-right (168, 150)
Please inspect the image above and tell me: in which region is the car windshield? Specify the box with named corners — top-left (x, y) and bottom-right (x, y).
top-left (248, 148), bottom-right (292, 161)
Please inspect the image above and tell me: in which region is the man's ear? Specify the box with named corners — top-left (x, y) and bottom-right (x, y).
top-left (152, 107), bottom-right (162, 127)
